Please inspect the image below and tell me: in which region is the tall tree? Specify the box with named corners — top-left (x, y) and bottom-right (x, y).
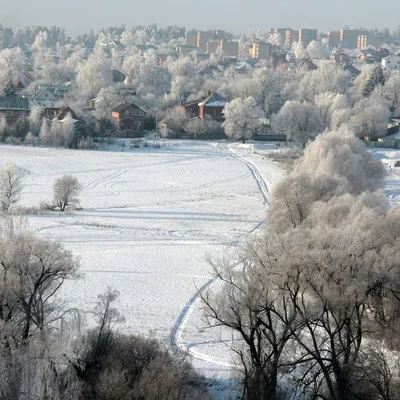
top-left (222, 96), bottom-right (263, 143)
top-left (3, 69), bottom-right (16, 97)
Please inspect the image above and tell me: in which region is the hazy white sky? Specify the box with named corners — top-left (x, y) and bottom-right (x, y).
top-left (0, 0), bottom-right (399, 35)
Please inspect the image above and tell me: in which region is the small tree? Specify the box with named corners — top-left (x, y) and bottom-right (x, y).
top-left (3, 68), bottom-right (16, 97)
top-left (53, 175), bottom-right (81, 211)
top-left (0, 163), bottom-right (28, 212)
top-left (222, 96), bottom-right (263, 143)
top-left (184, 117), bottom-right (207, 139)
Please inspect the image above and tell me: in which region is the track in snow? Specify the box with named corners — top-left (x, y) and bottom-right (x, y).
top-left (170, 145), bottom-right (270, 367)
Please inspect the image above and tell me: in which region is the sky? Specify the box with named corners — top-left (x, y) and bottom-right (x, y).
top-left (0, 0), bottom-right (399, 36)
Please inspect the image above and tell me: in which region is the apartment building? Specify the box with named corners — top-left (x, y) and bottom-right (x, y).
top-left (357, 35), bottom-right (382, 50)
top-left (285, 29), bottom-right (299, 49)
top-left (220, 39), bottom-right (239, 57)
top-left (298, 29), bottom-right (317, 47)
top-left (186, 30), bottom-right (198, 47)
top-left (339, 29), bottom-right (359, 48)
top-left (206, 41), bottom-right (220, 54)
top-left (328, 31), bottom-right (341, 47)
top-left (249, 41), bottom-right (271, 60)
top-left (197, 31), bottom-right (215, 51)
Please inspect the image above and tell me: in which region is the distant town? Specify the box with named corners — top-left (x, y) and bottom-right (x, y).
top-left (0, 23), bottom-right (399, 148)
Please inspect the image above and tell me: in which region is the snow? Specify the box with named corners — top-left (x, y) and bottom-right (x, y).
top-left (0, 141), bottom-right (398, 399)
top-left (370, 148), bottom-right (400, 206)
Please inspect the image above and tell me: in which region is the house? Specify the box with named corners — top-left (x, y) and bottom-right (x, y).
top-left (199, 65), bottom-right (222, 77)
top-left (198, 93), bottom-right (228, 121)
top-left (111, 103), bottom-right (146, 131)
top-left (42, 106), bottom-right (83, 125)
top-left (179, 92), bottom-right (228, 121)
top-left (178, 97), bottom-right (204, 118)
top-left (382, 55), bottom-right (400, 71)
top-left (0, 97), bottom-right (30, 124)
top-left (32, 84), bottom-right (71, 107)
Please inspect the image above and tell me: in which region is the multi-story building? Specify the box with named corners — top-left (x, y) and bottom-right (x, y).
top-left (285, 29), bottom-right (299, 49)
top-left (206, 41), bottom-right (220, 54)
top-left (382, 55), bottom-right (400, 70)
top-left (215, 30), bottom-right (230, 40)
top-left (328, 31), bottom-right (341, 47)
top-left (197, 31), bottom-right (216, 51)
top-left (271, 28), bottom-right (287, 37)
top-left (249, 41), bottom-right (271, 60)
top-left (298, 29), bottom-right (318, 47)
top-left (220, 39), bottom-right (239, 57)
top-left (270, 28), bottom-right (287, 45)
top-left (339, 29), bottom-right (359, 49)
top-left (186, 30), bottom-right (198, 47)
top-left (357, 35), bottom-right (383, 50)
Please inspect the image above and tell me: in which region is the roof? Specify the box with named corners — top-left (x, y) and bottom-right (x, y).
top-left (33, 85), bottom-right (70, 101)
top-left (181, 97), bottom-right (205, 108)
top-left (198, 93), bottom-right (228, 107)
top-left (343, 65), bottom-right (361, 75)
top-left (0, 97), bottom-right (30, 110)
top-left (111, 102), bottom-right (146, 113)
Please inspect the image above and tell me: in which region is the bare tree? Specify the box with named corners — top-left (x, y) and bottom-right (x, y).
top-left (53, 175), bottom-right (81, 211)
top-left (0, 163), bottom-right (28, 213)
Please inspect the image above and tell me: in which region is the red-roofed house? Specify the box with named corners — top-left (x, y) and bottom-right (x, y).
top-left (111, 103), bottom-right (146, 130)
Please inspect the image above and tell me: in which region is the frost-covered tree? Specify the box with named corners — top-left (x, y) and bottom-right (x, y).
top-left (184, 118), bottom-right (207, 139)
top-left (93, 86), bottom-right (122, 118)
top-left (314, 92), bottom-right (350, 131)
top-left (3, 68), bottom-right (16, 97)
top-left (39, 119), bottom-right (50, 145)
top-left (28, 105), bottom-right (43, 135)
top-left (53, 175), bottom-right (81, 211)
top-left (76, 49), bottom-right (112, 98)
top-left (350, 96), bottom-right (390, 139)
top-left (363, 64), bottom-right (385, 97)
top-left (0, 114), bottom-right (7, 138)
top-left (222, 96), bottom-right (263, 143)
top-left (268, 127), bottom-right (386, 232)
top-left (161, 107), bottom-right (189, 134)
top-left (306, 40), bottom-right (330, 59)
top-left (384, 72), bottom-right (400, 114)
top-left (0, 163), bottom-right (28, 212)
top-left (24, 131), bottom-right (36, 146)
top-left (59, 113), bottom-right (76, 148)
top-left (272, 100), bottom-right (319, 147)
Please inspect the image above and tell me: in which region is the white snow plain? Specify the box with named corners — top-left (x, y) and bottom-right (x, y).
top-left (0, 140), bottom-right (399, 399)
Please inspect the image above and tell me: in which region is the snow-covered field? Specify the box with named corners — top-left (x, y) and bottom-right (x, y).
top-left (0, 141), bottom-right (399, 398)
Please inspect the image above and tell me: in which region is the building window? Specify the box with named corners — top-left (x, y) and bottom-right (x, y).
top-left (125, 110), bottom-right (129, 116)
top-left (6, 110), bottom-right (12, 117)
top-left (132, 109), bottom-right (144, 116)
top-left (13, 111), bottom-right (19, 118)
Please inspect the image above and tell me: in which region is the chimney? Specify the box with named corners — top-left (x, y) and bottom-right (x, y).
top-left (207, 90), bottom-right (212, 96)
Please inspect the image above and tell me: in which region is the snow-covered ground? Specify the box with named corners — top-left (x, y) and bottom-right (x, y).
top-left (370, 148), bottom-right (400, 206)
top-left (0, 141), bottom-right (399, 399)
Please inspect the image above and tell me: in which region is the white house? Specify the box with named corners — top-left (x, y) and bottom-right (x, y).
top-left (31, 84), bottom-right (71, 107)
top-left (382, 55), bottom-right (400, 70)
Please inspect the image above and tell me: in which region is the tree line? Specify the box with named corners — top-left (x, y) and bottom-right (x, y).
top-left (201, 127), bottom-right (400, 399)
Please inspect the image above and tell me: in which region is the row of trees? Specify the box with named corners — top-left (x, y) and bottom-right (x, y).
top-left (0, 217), bottom-right (210, 399)
top-left (202, 127), bottom-right (400, 399)
top-left (0, 162), bottom-right (81, 213)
